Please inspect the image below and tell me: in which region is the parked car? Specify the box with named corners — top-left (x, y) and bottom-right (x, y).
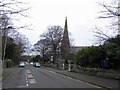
top-left (30, 62), bottom-right (33, 65)
top-left (25, 61), bottom-right (29, 65)
top-left (33, 62), bottom-right (41, 68)
top-left (19, 61), bottom-right (25, 67)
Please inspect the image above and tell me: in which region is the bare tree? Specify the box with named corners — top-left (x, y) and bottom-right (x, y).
top-left (40, 26), bottom-right (63, 63)
top-left (0, 0), bottom-right (30, 16)
top-left (34, 24), bottom-right (75, 64)
top-left (0, 0), bottom-right (31, 31)
top-left (0, 0), bottom-right (30, 61)
top-left (98, 0), bottom-right (120, 34)
top-left (8, 30), bottom-right (31, 54)
top-left (34, 39), bottom-right (49, 64)
top-left (35, 26), bottom-right (63, 63)
top-left (94, 0), bottom-right (120, 45)
top-left (93, 27), bottom-right (111, 45)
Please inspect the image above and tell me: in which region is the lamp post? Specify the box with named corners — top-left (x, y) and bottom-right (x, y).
top-left (0, 30), bottom-right (2, 65)
top-left (2, 26), bottom-right (12, 65)
top-left (62, 59), bottom-right (65, 70)
top-left (68, 60), bottom-right (71, 72)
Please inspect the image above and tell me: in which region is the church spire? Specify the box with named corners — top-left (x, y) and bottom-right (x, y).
top-left (65, 17), bottom-right (67, 29)
top-left (61, 17), bottom-right (70, 63)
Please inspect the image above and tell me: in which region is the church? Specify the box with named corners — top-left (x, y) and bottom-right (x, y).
top-left (61, 17), bottom-right (87, 62)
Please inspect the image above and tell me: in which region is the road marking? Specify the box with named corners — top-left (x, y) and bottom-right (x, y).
top-left (43, 68), bottom-right (102, 88)
top-left (45, 69), bottom-right (49, 72)
top-left (26, 70), bottom-right (31, 74)
top-left (49, 71), bottom-right (57, 74)
top-left (25, 69), bottom-right (36, 84)
top-left (45, 69), bottom-right (57, 74)
top-left (25, 70), bottom-right (29, 87)
top-left (25, 71), bottom-right (28, 81)
top-left (26, 80), bottom-right (28, 83)
top-left (27, 74), bottom-right (33, 79)
top-left (29, 79), bottom-right (36, 83)
top-left (18, 85), bottom-right (27, 88)
top-left (19, 68), bottom-right (24, 69)
top-left (58, 73), bottom-right (102, 88)
top-left (85, 82), bottom-right (102, 88)
top-left (26, 76), bottom-right (29, 86)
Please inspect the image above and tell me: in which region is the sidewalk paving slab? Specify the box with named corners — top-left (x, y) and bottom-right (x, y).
top-left (1, 66), bottom-right (19, 81)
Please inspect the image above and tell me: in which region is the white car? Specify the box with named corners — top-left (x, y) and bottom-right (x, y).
top-left (30, 62), bottom-right (33, 65)
top-left (33, 62), bottom-right (41, 68)
top-left (19, 62), bottom-right (25, 67)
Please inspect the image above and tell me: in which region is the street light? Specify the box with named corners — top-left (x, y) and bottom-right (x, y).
top-left (2, 26), bottom-right (13, 65)
top-left (68, 60), bottom-right (71, 72)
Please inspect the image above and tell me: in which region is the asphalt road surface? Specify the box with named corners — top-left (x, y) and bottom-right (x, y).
top-left (2, 64), bottom-right (102, 88)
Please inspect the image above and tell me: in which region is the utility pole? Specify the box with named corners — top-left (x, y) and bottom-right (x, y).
top-left (0, 28), bottom-right (2, 90)
top-left (2, 26), bottom-right (12, 65)
top-left (118, 1), bottom-right (120, 35)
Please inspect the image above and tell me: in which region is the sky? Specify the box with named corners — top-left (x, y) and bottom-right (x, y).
top-left (17, 0), bottom-right (111, 46)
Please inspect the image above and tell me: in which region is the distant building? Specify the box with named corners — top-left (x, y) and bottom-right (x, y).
top-left (20, 55), bottom-right (32, 62)
top-left (70, 46), bottom-right (88, 54)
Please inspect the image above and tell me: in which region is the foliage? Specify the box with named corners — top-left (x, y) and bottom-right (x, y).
top-left (3, 37), bottom-right (21, 64)
top-left (32, 55), bottom-right (42, 63)
top-left (75, 35), bottom-right (120, 70)
top-left (6, 59), bottom-right (15, 68)
top-left (75, 46), bottom-right (104, 68)
top-left (104, 35), bottom-right (120, 69)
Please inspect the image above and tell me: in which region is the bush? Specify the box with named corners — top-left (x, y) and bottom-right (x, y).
top-left (75, 46), bottom-right (104, 68)
top-left (75, 35), bottom-right (120, 70)
top-left (6, 59), bottom-right (14, 68)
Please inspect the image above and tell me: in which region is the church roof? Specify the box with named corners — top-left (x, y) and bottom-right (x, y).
top-left (70, 46), bottom-right (89, 54)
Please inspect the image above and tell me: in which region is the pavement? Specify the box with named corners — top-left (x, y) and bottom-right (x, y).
top-left (43, 67), bottom-right (120, 90)
top-left (1, 66), bottom-right (18, 82)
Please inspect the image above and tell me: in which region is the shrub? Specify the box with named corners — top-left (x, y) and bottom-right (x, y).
top-left (6, 59), bottom-right (14, 68)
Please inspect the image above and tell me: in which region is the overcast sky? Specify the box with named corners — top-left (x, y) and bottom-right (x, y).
top-left (17, 0), bottom-right (111, 46)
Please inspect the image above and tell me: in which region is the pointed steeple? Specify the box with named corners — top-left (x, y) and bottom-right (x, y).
top-left (65, 17), bottom-right (68, 30)
top-left (61, 17), bottom-right (70, 63)
top-left (63, 17), bottom-right (70, 45)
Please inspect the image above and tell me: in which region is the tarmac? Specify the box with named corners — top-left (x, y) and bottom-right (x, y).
top-left (1, 66), bottom-right (120, 90)
top-left (43, 67), bottom-right (120, 90)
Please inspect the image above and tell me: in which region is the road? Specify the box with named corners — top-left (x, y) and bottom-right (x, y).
top-left (2, 64), bottom-right (102, 88)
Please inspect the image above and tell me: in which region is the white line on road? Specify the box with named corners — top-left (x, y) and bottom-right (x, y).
top-left (25, 70), bottom-right (29, 87)
top-left (18, 85), bottom-right (27, 88)
top-left (45, 69), bottom-right (49, 72)
top-left (49, 71), bottom-right (57, 74)
top-left (27, 74), bottom-right (34, 79)
top-left (29, 79), bottom-right (36, 83)
top-left (26, 69), bottom-right (36, 84)
top-left (59, 74), bottom-right (102, 88)
top-left (26, 70), bottom-right (31, 74)
top-left (43, 68), bottom-right (102, 88)
top-left (45, 69), bottom-right (57, 74)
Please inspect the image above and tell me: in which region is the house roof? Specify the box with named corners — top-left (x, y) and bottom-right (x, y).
top-left (70, 46), bottom-right (88, 54)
